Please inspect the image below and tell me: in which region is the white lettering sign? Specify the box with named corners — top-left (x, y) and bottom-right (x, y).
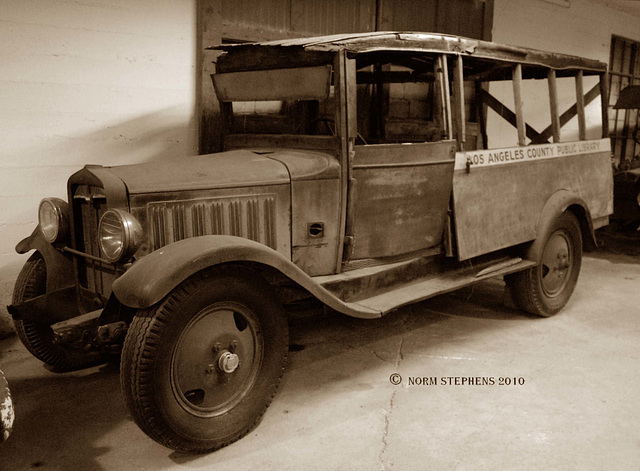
top-left (454, 138), bottom-right (610, 170)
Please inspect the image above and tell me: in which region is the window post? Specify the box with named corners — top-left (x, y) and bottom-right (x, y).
top-left (454, 55), bottom-right (466, 149)
top-left (575, 70), bottom-right (586, 140)
top-left (548, 69), bottom-right (561, 142)
top-left (512, 64), bottom-right (526, 146)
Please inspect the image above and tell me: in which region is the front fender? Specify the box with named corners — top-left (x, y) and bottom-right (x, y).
top-left (112, 236), bottom-right (380, 318)
top-left (15, 227), bottom-right (75, 292)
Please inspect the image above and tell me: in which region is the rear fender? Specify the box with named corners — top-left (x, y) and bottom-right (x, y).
top-left (530, 190), bottom-right (596, 259)
top-left (112, 235), bottom-right (380, 319)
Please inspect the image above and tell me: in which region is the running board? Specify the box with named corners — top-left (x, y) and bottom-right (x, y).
top-left (341, 258), bottom-right (536, 316)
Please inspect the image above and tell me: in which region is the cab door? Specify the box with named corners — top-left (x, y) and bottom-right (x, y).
top-left (345, 53), bottom-right (455, 261)
top-left (349, 141), bottom-right (456, 259)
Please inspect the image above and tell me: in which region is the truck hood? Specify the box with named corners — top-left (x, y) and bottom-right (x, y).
top-left (105, 148), bottom-right (338, 194)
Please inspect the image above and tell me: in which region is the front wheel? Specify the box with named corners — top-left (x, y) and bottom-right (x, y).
top-left (506, 211), bottom-right (582, 317)
top-left (12, 252), bottom-right (102, 371)
top-left (120, 266), bottom-right (288, 453)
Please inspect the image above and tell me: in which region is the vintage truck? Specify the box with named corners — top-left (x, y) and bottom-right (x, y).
top-left (8, 32), bottom-right (612, 453)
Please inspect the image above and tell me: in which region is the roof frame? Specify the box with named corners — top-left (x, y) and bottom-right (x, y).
top-left (212, 31), bottom-right (607, 75)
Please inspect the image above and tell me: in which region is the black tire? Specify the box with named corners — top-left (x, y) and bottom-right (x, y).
top-left (506, 211), bottom-right (582, 317)
top-left (12, 252), bottom-right (101, 372)
top-left (120, 265), bottom-right (288, 453)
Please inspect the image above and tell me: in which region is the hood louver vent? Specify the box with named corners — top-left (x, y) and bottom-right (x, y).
top-left (147, 195), bottom-right (277, 252)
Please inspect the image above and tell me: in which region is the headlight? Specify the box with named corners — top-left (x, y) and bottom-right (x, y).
top-left (38, 198), bottom-right (69, 243)
top-left (98, 209), bottom-right (143, 262)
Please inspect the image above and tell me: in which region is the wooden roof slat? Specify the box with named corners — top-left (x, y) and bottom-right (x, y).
top-left (211, 31), bottom-right (607, 74)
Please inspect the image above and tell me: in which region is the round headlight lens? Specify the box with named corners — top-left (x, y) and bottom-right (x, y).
top-left (38, 198), bottom-right (69, 243)
top-left (98, 209), bottom-right (143, 262)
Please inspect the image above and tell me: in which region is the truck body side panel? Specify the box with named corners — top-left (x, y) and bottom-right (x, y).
top-left (452, 138), bottom-right (613, 260)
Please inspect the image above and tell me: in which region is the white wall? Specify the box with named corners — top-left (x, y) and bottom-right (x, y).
top-left (493, 0), bottom-right (640, 60)
top-left (487, 0), bottom-right (640, 149)
top-left (0, 0), bottom-right (197, 335)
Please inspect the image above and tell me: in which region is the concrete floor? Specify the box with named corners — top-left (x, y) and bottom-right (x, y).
top-left (1, 242), bottom-right (639, 470)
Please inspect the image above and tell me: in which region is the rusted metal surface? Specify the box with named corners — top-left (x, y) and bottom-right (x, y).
top-left (111, 235), bottom-right (382, 319)
top-left (453, 140), bottom-right (613, 260)
top-left (7, 286), bottom-right (81, 325)
top-left (351, 257), bottom-right (536, 313)
top-left (129, 184), bottom-right (292, 259)
top-left (333, 50), bottom-right (351, 271)
top-left (108, 150), bottom-right (290, 194)
top-left (14, 228), bottom-right (76, 294)
top-left (259, 149), bottom-right (340, 180)
top-left (291, 178), bottom-right (341, 276)
top-left (146, 195), bottom-right (278, 252)
top-left (350, 141), bottom-right (456, 259)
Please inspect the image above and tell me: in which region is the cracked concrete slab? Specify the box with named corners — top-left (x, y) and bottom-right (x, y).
top-left (1, 248), bottom-right (639, 470)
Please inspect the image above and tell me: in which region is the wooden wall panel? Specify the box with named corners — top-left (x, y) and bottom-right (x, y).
top-left (435, 0), bottom-right (487, 39)
top-left (222, 0), bottom-right (292, 41)
top-left (378, 0), bottom-right (438, 32)
top-left (291, 0), bottom-right (376, 36)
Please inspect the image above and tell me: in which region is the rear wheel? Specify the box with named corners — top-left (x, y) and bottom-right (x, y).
top-left (506, 211), bottom-right (582, 317)
top-left (120, 266), bottom-right (288, 453)
top-left (12, 252), bottom-right (101, 371)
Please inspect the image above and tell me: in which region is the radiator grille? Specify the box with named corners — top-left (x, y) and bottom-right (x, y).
top-left (147, 195), bottom-right (277, 252)
top-left (73, 185), bottom-right (117, 297)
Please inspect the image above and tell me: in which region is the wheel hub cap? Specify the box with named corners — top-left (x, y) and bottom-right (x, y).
top-left (170, 303), bottom-right (262, 417)
top-left (540, 230), bottom-right (572, 297)
top-left (218, 351), bottom-right (240, 373)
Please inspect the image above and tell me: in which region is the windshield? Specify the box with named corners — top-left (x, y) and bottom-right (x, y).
top-left (214, 65), bottom-right (337, 137)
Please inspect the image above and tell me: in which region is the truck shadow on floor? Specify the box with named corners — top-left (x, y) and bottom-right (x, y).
top-left (0, 359), bottom-right (124, 471)
top-left (0, 282), bottom-right (535, 469)
top-left (592, 227), bottom-right (640, 263)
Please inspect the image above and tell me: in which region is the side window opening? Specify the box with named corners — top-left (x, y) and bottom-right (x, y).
top-left (352, 53), bottom-right (604, 153)
top-left (460, 57), bottom-right (603, 150)
top-left (355, 54), bottom-right (442, 145)
top-left (215, 64), bottom-right (337, 137)
top-left (229, 91), bottom-right (336, 136)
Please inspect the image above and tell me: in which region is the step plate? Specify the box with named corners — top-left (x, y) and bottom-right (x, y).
top-left (347, 259), bottom-right (537, 315)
